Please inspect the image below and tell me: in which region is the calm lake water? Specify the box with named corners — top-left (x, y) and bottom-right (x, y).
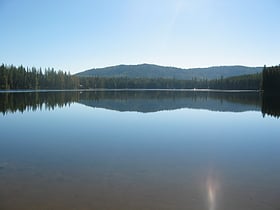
top-left (0, 90), bottom-right (279, 210)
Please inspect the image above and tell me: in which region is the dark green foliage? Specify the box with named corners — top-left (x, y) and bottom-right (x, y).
top-left (208, 74), bottom-right (262, 90)
top-left (0, 63), bottom-right (262, 90)
top-left (260, 65), bottom-right (280, 118)
top-left (0, 64), bottom-right (79, 90)
top-left (262, 65), bottom-right (280, 92)
top-left (79, 74), bottom-right (261, 90)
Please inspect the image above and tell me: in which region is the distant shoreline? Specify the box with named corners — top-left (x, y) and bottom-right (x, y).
top-left (0, 89), bottom-right (261, 93)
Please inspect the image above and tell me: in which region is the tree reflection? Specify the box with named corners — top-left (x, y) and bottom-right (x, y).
top-left (1, 90), bottom-right (276, 115)
top-left (262, 92), bottom-right (280, 118)
top-left (0, 91), bottom-right (79, 115)
top-left (78, 91), bottom-right (261, 113)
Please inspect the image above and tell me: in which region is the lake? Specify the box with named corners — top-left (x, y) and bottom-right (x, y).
top-left (0, 90), bottom-right (279, 210)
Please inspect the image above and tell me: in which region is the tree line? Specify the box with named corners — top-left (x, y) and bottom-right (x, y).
top-left (0, 64), bottom-right (79, 90)
top-left (262, 65), bottom-right (280, 92)
top-left (79, 74), bottom-right (261, 90)
top-left (0, 63), bottom-right (266, 90)
top-left (261, 65), bottom-right (280, 118)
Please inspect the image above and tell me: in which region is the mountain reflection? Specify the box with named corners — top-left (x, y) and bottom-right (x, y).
top-left (0, 90), bottom-right (268, 115)
top-left (79, 91), bottom-right (261, 113)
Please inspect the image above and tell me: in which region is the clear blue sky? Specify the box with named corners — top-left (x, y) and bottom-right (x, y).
top-left (1, 0), bottom-right (279, 73)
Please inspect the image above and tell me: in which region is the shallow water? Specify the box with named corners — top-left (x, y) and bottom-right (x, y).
top-left (0, 91), bottom-right (279, 210)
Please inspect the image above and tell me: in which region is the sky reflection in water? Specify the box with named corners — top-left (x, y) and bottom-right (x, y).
top-left (0, 91), bottom-right (279, 210)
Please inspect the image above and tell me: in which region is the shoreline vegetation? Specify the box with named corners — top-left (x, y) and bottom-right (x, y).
top-left (0, 64), bottom-right (279, 92)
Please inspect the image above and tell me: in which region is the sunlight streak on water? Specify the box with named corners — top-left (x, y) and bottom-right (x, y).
top-left (207, 172), bottom-right (219, 210)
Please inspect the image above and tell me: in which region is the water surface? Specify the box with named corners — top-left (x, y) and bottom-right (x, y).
top-left (0, 91), bottom-right (279, 210)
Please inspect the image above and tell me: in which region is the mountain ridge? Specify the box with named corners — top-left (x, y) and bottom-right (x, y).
top-left (76, 63), bottom-right (263, 80)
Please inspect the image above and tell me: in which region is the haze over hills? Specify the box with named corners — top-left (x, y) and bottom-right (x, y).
top-left (76, 64), bottom-right (263, 80)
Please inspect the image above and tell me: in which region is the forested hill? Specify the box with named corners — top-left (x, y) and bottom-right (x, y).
top-left (77, 64), bottom-right (262, 80)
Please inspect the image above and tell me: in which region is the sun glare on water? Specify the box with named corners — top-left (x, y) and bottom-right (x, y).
top-left (207, 173), bottom-right (219, 210)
